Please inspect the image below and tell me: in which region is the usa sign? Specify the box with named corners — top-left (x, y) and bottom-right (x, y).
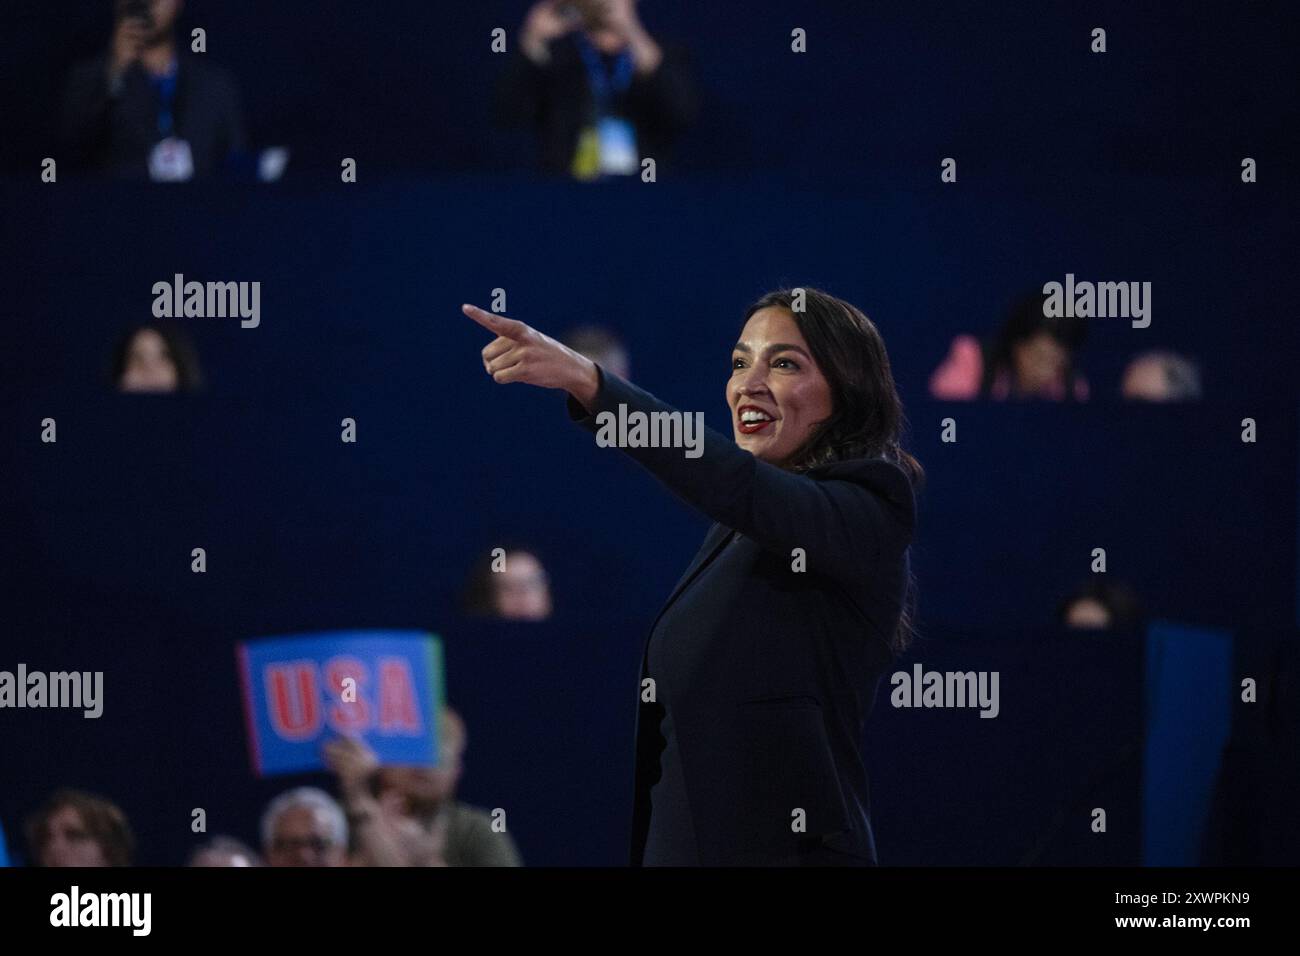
top-left (237, 630), bottom-right (445, 776)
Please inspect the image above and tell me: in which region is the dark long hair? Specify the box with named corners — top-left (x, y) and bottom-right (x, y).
top-left (743, 288), bottom-right (922, 652)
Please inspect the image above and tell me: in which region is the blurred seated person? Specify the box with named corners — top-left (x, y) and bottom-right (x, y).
top-left (930, 293), bottom-right (1089, 401)
top-left (25, 788), bottom-right (134, 867)
top-left (261, 787), bottom-right (349, 867)
top-left (496, 0), bottom-right (698, 179)
top-left (324, 707), bottom-right (522, 867)
top-left (1058, 579), bottom-right (1145, 632)
top-left (462, 547), bottom-right (553, 621)
top-left (187, 835), bottom-right (262, 867)
top-left (112, 322), bottom-right (203, 393)
top-left (563, 324), bottom-right (630, 379)
top-left (62, 0), bottom-right (247, 180)
top-left (1121, 351), bottom-right (1202, 402)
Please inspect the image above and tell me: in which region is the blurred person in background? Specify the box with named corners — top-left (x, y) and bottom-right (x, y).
top-left (1121, 351), bottom-right (1202, 402)
top-left (62, 0), bottom-right (246, 180)
top-left (930, 293), bottom-right (1089, 401)
top-left (496, 0), bottom-right (698, 180)
top-left (324, 707), bottom-right (523, 867)
top-left (112, 322), bottom-right (203, 393)
top-left (462, 547), bottom-right (553, 621)
top-left (187, 835), bottom-right (262, 867)
top-left (25, 788), bottom-right (134, 867)
top-left (1058, 579), bottom-right (1145, 632)
top-left (563, 324), bottom-right (630, 379)
top-left (261, 787), bottom-right (349, 867)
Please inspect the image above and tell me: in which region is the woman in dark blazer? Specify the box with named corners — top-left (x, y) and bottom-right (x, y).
top-left (464, 287), bottom-right (920, 866)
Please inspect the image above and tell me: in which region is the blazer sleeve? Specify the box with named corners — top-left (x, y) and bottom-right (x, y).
top-left (566, 367), bottom-right (915, 583)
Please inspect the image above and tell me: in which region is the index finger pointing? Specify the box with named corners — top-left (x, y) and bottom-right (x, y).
top-left (462, 304), bottom-right (529, 340)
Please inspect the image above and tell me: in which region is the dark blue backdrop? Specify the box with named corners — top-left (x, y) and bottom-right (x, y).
top-left (5, 0), bottom-right (1300, 181)
top-left (2, 175), bottom-right (1295, 864)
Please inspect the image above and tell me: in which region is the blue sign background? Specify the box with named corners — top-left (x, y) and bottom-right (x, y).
top-left (238, 631), bottom-right (443, 776)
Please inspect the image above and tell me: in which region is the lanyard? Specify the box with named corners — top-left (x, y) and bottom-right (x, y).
top-left (151, 61), bottom-right (179, 137)
top-left (576, 35), bottom-right (633, 112)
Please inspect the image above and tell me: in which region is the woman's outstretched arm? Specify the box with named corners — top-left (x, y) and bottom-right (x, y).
top-left (464, 304), bottom-right (913, 582)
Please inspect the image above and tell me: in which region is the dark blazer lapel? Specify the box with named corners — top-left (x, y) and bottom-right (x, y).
top-left (629, 521), bottom-right (736, 865)
top-left (646, 523), bottom-right (736, 635)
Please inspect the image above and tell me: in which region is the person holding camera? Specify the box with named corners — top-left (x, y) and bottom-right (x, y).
top-left (495, 0), bottom-right (698, 179)
top-left (61, 0), bottom-right (247, 180)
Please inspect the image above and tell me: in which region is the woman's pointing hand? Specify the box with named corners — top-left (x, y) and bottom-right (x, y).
top-left (463, 303), bottom-right (600, 409)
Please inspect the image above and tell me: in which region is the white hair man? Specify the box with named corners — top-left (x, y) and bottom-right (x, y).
top-left (261, 787), bottom-right (348, 867)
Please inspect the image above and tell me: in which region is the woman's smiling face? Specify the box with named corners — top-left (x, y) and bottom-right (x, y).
top-left (729, 306), bottom-right (834, 467)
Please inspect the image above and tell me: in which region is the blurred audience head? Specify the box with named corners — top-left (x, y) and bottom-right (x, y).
top-left (112, 322), bottom-right (203, 393)
top-left (26, 788), bottom-right (134, 867)
top-left (1121, 351), bottom-right (1202, 402)
top-left (373, 707), bottom-right (467, 817)
top-left (990, 293), bottom-right (1087, 398)
top-left (187, 835), bottom-right (262, 867)
top-left (116, 0), bottom-right (182, 44)
top-left (563, 325), bottom-right (630, 380)
top-left (463, 547), bottom-right (553, 621)
top-left (261, 787), bottom-right (348, 867)
top-left (1058, 579), bottom-right (1145, 632)
top-left (573, 0), bottom-right (639, 41)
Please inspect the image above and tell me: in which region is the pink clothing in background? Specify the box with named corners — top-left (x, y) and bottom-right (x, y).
top-left (929, 334), bottom-right (1089, 401)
